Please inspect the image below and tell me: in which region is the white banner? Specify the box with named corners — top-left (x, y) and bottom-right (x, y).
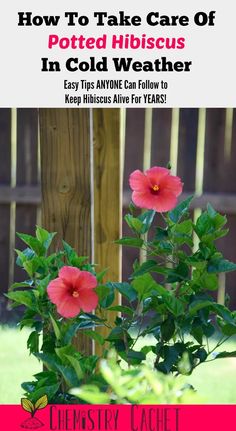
top-left (0, 1), bottom-right (235, 107)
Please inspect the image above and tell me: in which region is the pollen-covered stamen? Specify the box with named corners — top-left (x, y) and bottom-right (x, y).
top-left (152, 184), bottom-right (160, 192)
top-left (72, 291), bottom-right (79, 298)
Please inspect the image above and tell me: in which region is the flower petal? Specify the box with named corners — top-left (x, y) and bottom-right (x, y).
top-left (129, 170), bottom-right (150, 192)
top-left (76, 271), bottom-right (97, 291)
top-left (145, 167), bottom-right (169, 185)
top-left (59, 266), bottom-right (81, 285)
top-left (160, 175), bottom-right (183, 197)
top-left (132, 190), bottom-right (157, 210)
top-left (78, 290), bottom-right (99, 312)
top-left (57, 296), bottom-right (81, 318)
top-left (153, 190), bottom-right (178, 212)
top-left (47, 278), bottom-right (68, 305)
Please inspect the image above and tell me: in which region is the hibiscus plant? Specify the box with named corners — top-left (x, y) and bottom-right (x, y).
top-left (7, 166), bottom-right (236, 403)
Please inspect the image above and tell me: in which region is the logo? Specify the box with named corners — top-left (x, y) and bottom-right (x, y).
top-left (20, 395), bottom-right (48, 429)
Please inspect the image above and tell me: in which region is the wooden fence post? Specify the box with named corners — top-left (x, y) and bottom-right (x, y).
top-left (39, 108), bottom-right (122, 356)
top-left (93, 109), bottom-right (122, 354)
top-left (39, 108), bottom-right (92, 354)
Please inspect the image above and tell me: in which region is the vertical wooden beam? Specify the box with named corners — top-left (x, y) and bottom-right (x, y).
top-left (39, 108), bottom-right (92, 354)
top-left (93, 109), bottom-right (122, 354)
top-left (0, 109), bottom-right (11, 322)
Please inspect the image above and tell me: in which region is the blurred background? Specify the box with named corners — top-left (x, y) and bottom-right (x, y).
top-left (0, 108), bottom-right (236, 403)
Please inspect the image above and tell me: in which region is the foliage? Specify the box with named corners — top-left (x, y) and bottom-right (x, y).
top-left (7, 192), bottom-right (236, 403)
top-left (70, 350), bottom-right (200, 404)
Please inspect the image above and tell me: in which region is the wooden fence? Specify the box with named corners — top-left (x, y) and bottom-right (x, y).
top-left (1, 108), bottom-right (236, 323)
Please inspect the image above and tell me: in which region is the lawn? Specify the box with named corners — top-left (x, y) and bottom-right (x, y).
top-left (0, 326), bottom-right (236, 404)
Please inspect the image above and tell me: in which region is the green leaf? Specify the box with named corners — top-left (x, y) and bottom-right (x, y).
top-left (212, 304), bottom-right (234, 324)
top-left (195, 212), bottom-right (212, 239)
top-left (55, 345), bottom-right (79, 365)
top-left (16, 233), bottom-right (46, 256)
top-left (172, 220), bottom-right (193, 246)
top-left (200, 273), bottom-right (218, 291)
top-left (132, 273), bottom-right (158, 300)
top-left (194, 348), bottom-right (207, 363)
top-left (153, 240), bottom-right (173, 255)
top-left (166, 262), bottom-right (189, 283)
top-left (84, 330), bottom-right (105, 345)
top-left (49, 314), bottom-right (61, 341)
top-left (34, 353), bottom-right (61, 372)
top-left (114, 237), bottom-right (144, 248)
top-left (220, 323), bottom-right (236, 336)
top-left (208, 258), bottom-right (236, 273)
top-left (65, 355), bottom-right (84, 380)
top-left (16, 248), bottom-right (35, 266)
top-left (157, 345), bottom-right (181, 374)
top-left (22, 259), bottom-right (40, 278)
top-left (36, 226), bottom-right (56, 250)
top-left (96, 284), bottom-right (115, 308)
top-left (70, 386), bottom-right (110, 404)
top-left (30, 383), bottom-right (60, 404)
top-left (215, 351), bottom-right (236, 359)
top-left (138, 210), bottom-right (156, 234)
top-left (56, 365), bottom-right (79, 388)
top-left (107, 282), bottom-right (137, 302)
top-left (191, 325), bottom-right (203, 344)
top-left (124, 214), bottom-right (143, 233)
top-left (207, 204), bottom-right (227, 229)
top-left (27, 331), bottom-right (39, 355)
top-left (9, 281), bottom-right (33, 291)
top-left (168, 195), bottom-right (194, 223)
top-left (132, 260), bottom-right (161, 278)
top-left (6, 291), bottom-right (37, 310)
top-left (189, 299), bottom-right (213, 316)
top-left (38, 274), bottom-right (51, 296)
top-left (194, 206), bottom-right (227, 243)
top-left (164, 296), bottom-right (184, 317)
top-left (141, 346), bottom-right (155, 355)
top-left (96, 268), bottom-right (109, 283)
top-left (34, 370), bottom-right (58, 385)
top-left (62, 240), bottom-right (88, 267)
top-left (107, 305), bottom-right (134, 316)
top-left (62, 240), bottom-right (75, 258)
top-left (161, 317), bottom-right (175, 341)
top-left (106, 327), bottom-right (124, 341)
top-left (127, 350), bottom-right (146, 365)
top-left (155, 227), bottom-right (169, 241)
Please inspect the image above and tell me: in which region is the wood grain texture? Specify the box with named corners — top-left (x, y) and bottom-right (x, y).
top-left (93, 109), bottom-right (121, 354)
top-left (39, 108), bottom-right (92, 354)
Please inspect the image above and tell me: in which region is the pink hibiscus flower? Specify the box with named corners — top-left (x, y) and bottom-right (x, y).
top-left (47, 266), bottom-right (98, 318)
top-left (129, 166), bottom-right (183, 212)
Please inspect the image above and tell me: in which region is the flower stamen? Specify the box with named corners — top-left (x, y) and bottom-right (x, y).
top-left (152, 184), bottom-right (160, 192)
top-left (72, 291), bottom-right (79, 298)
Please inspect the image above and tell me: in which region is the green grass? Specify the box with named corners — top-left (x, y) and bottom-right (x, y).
top-left (0, 326), bottom-right (41, 404)
top-left (0, 326), bottom-right (236, 404)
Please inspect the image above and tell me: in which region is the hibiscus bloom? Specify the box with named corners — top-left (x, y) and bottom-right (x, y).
top-left (47, 266), bottom-right (98, 318)
top-left (129, 166), bottom-right (183, 212)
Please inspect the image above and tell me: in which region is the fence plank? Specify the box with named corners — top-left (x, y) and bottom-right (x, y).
top-left (204, 109), bottom-right (226, 192)
top-left (0, 186), bottom-right (41, 203)
top-left (39, 108), bottom-right (92, 355)
top-left (93, 109), bottom-right (121, 353)
top-left (0, 109), bottom-right (11, 322)
top-left (151, 108), bottom-right (172, 166)
top-left (177, 109), bottom-right (198, 192)
top-left (122, 109), bottom-right (145, 279)
top-left (15, 109), bottom-right (39, 284)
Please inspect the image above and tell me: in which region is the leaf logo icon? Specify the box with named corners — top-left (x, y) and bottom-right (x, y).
top-left (21, 395), bottom-right (48, 429)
